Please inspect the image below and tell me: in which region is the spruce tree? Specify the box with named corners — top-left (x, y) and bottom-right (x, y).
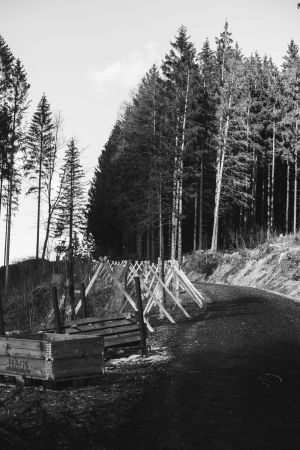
top-left (161, 25), bottom-right (198, 262)
top-left (25, 94), bottom-right (54, 259)
top-left (1, 49), bottom-right (29, 294)
top-left (54, 138), bottom-right (85, 317)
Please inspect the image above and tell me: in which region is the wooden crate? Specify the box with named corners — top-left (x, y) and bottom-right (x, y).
top-left (0, 333), bottom-right (104, 381)
top-left (45, 314), bottom-right (145, 350)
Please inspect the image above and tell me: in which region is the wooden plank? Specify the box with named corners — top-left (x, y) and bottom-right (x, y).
top-left (45, 314), bottom-right (135, 331)
top-left (147, 264), bottom-right (190, 318)
top-left (44, 332), bottom-right (103, 341)
top-left (66, 318), bottom-right (137, 331)
top-left (65, 321), bottom-right (139, 334)
top-left (130, 269), bottom-right (175, 324)
top-left (0, 344), bottom-right (44, 360)
top-left (104, 331), bottom-right (141, 348)
top-left (65, 324), bottom-right (140, 336)
top-left (52, 355), bottom-right (104, 374)
top-left (46, 336), bottom-right (104, 360)
top-left (0, 337), bottom-right (45, 352)
top-left (47, 343), bottom-right (104, 360)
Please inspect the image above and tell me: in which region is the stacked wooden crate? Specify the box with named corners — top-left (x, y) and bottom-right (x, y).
top-left (45, 314), bottom-right (144, 350)
top-left (0, 333), bottom-right (104, 381)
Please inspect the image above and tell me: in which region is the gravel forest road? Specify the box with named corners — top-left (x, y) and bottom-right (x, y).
top-left (106, 283), bottom-right (300, 450)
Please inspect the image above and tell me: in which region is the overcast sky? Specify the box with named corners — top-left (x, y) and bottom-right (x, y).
top-left (1, 0), bottom-right (300, 262)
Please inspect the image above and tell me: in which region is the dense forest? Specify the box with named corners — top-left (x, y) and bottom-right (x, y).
top-left (87, 23), bottom-right (300, 261)
top-left (2, 20), bottom-right (300, 275)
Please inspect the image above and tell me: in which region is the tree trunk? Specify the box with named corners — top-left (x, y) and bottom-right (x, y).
top-left (294, 120), bottom-right (298, 235)
top-left (211, 110), bottom-right (230, 252)
top-left (36, 147), bottom-right (43, 260)
top-left (171, 151), bottom-right (178, 261)
top-left (267, 162), bottom-right (271, 236)
top-left (68, 154), bottom-right (75, 320)
top-left (4, 170), bottom-right (13, 296)
top-left (0, 159), bottom-right (4, 219)
top-left (198, 156), bottom-right (203, 250)
top-left (286, 160), bottom-right (290, 234)
top-left (177, 69), bottom-right (190, 265)
top-left (270, 121), bottom-right (276, 232)
top-left (193, 186), bottom-right (197, 252)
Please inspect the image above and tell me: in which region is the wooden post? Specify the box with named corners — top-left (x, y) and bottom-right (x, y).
top-left (51, 285), bottom-right (63, 334)
top-left (158, 257), bottom-right (167, 306)
top-left (0, 291), bottom-right (5, 336)
top-left (68, 283), bottom-right (75, 320)
top-left (134, 277), bottom-right (147, 356)
top-left (80, 283), bottom-right (88, 318)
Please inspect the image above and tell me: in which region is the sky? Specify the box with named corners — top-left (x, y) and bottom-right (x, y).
top-left (0, 0), bottom-right (300, 262)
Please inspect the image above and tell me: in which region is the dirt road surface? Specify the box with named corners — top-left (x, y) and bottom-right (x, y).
top-left (2, 283), bottom-right (300, 449)
top-left (106, 283), bottom-right (300, 450)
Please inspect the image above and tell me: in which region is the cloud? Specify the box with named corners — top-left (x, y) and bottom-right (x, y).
top-left (87, 42), bottom-right (161, 95)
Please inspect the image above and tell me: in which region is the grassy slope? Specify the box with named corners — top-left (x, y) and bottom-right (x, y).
top-left (184, 234), bottom-right (300, 301)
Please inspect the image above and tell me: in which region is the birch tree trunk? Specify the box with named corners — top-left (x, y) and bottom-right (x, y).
top-left (177, 69), bottom-right (190, 265)
top-left (171, 147), bottom-right (178, 261)
top-left (211, 107), bottom-right (231, 252)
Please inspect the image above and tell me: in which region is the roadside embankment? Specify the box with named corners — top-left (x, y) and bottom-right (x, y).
top-left (184, 235), bottom-right (300, 302)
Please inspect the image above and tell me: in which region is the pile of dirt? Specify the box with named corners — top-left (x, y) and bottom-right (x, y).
top-left (185, 234), bottom-right (300, 301)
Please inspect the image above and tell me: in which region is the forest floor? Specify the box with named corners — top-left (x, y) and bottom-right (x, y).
top-left (0, 302), bottom-right (204, 450)
top-left (185, 233), bottom-right (300, 301)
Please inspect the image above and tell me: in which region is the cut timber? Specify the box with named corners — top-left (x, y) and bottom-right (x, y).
top-left (45, 315), bottom-right (149, 350)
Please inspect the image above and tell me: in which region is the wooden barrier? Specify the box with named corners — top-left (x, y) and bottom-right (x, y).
top-left (71, 257), bottom-right (205, 331)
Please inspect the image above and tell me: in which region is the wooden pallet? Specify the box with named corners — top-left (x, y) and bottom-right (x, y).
top-left (0, 333), bottom-right (104, 381)
top-left (44, 314), bottom-right (145, 350)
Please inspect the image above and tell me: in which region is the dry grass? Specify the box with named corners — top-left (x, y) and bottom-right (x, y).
top-left (185, 232), bottom-right (300, 302)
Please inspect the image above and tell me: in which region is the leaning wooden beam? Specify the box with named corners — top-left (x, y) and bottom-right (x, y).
top-left (102, 262), bottom-right (154, 332)
top-left (147, 264), bottom-right (190, 318)
top-left (85, 262), bottom-right (104, 297)
top-left (178, 268), bottom-right (204, 303)
top-left (100, 259), bottom-right (138, 313)
top-left (169, 264), bottom-right (203, 307)
top-left (130, 268), bottom-right (175, 324)
top-left (144, 269), bottom-right (171, 315)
